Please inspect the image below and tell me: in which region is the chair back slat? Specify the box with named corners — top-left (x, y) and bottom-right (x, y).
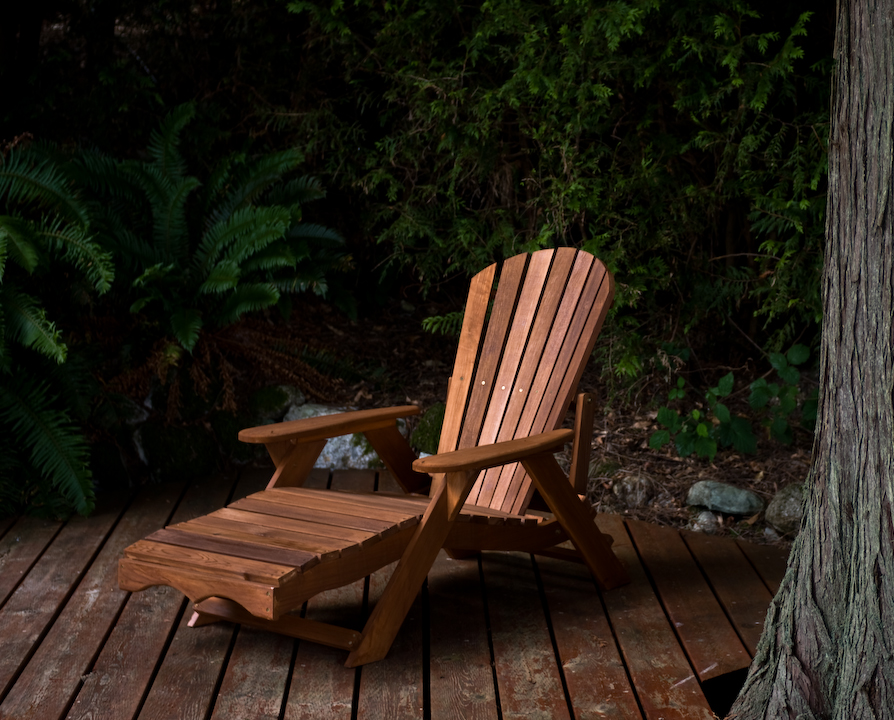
top-left (438, 248), bottom-right (613, 516)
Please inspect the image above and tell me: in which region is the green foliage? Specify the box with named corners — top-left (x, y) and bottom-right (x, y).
top-left (421, 311), bottom-right (465, 337)
top-left (650, 372), bottom-right (756, 462)
top-left (75, 103), bottom-right (348, 353)
top-left (282, 0), bottom-right (829, 358)
top-left (0, 145), bottom-right (112, 516)
top-left (749, 343), bottom-right (816, 441)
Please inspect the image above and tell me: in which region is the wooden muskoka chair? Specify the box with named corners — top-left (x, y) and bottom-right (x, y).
top-left (118, 247), bottom-right (630, 667)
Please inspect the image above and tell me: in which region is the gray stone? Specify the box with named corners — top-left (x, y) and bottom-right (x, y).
top-left (690, 510), bottom-right (720, 534)
top-left (686, 480), bottom-right (764, 516)
top-left (765, 483), bottom-right (806, 534)
top-left (283, 403), bottom-right (407, 469)
top-left (612, 475), bottom-right (656, 509)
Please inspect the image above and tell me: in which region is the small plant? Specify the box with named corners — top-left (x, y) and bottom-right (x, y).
top-left (749, 344), bottom-right (816, 442)
top-left (650, 372), bottom-right (756, 462)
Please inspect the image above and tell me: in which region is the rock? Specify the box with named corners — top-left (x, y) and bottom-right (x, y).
top-left (284, 403), bottom-right (402, 469)
top-left (765, 483), bottom-right (806, 534)
top-left (763, 526), bottom-right (781, 541)
top-left (686, 480), bottom-right (764, 516)
top-left (612, 474), bottom-right (656, 509)
top-left (690, 510), bottom-right (720, 534)
top-left (251, 385), bottom-right (306, 423)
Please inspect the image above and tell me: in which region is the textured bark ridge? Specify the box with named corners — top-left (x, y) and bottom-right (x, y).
top-left (728, 1), bottom-right (894, 718)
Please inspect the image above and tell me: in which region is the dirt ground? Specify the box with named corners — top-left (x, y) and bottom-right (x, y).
top-left (271, 296), bottom-right (808, 549)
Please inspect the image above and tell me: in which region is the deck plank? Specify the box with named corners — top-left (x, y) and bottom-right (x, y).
top-left (596, 514), bottom-right (715, 720)
top-left (483, 551), bottom-right (572, 720)
top-left (627, 519), bottom-right (752, 680)
top-left (536, 554), bottom-right (643, 719)
top-left (0, 503), bottom-right (123, 702)
top-left (0, 482), bottom-right (184, 720)
top-left (736, 540), bottom-right (790, 595)
top-left (428, 551), bottom-right (498, 720)
top-left (682, 531), bottom-right (774, 655)
top-left (208, 625), bottom-right (294, 720)
top-left (0, 516), bottom-right (61, 607)
top-left (68, 474), bottom-right (240, 720)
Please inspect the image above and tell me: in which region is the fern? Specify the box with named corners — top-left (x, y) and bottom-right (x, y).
top-left (171, 308), bottom-right (203, 352)
top-left (38, 216), bottom-right (114, 293)
top-left (217, 283), bottom-right (280, 324)
top-left (0, 215), bottom-right (40, 273)
top-left (0, 148), bottom-right (90, 227)
top-left (422, 310), bottom-right (465, 336)
top-left (0, 377), bottom-right (95, 516)
top-left (147, 102), bottom-right (196, 178)
top-left (1, 286), bottom-right (68, 364)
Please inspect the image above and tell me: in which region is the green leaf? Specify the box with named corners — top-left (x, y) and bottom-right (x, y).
top-left (786, 344), bottom-right (810, 366)
top-left (749, 379), bottom-right (774, 409)
top-left (696, 422), bottom-right (709, 438)
top-left (715, 371), bottom-right (734, 397)
top-left (769, 352), bottom-right (788, 374)
top-left (770, 416), bottom-right (793, 444)
top-left (718, 416), bottom-right (757, 454)
top-left (215, 283), bottom-right (280, 325)
top-left (675, 431), bottom-right (697, 458)
top-left (694, 436), bottom-right (717, 462)
top-left (778, 365), bottom-right (800, 385)
top-left (170, 308), bottom-right (203, 352)
top-left (657, 405), bottom-right (681, 432)
top-left (649, 429), bottom-right (670, 450)
top-left (714, 402), bottom-right (731, 424)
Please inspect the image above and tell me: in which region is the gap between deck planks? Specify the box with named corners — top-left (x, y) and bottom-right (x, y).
top-left (0, 466), bottom-right (791, 720)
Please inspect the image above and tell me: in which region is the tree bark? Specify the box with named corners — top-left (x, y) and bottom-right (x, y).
top-left (728, 1), bottom-right (894, 717)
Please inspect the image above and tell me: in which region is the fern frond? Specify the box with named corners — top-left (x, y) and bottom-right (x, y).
top-left (266, 174), bottom-right (326, 208)
top-left (216, 283), bottom-right (280, 325)
top-left (286, 222), bottom-right (344, 246)
top-left (205, 149), bottom-right (302, 229)
top-left (0, 377), bottom-right (95, 516)
top-left (147, 102), bottom-right (196, 178)
top-left (2, 285), bottom-right (67, 363)
top-left (170, 307), bottom-right (203, 352)
top-left (422, 310), bottom-right (465, 336)
top-left (193, 206), bottom-right (289, 277)
top-left (199, 260), bottom-right (241, 294)
top-left (38, 216), bottom-right (114, 293)
top-left (0, 215), bottom-right (40, 273)
top-left (0, 148), bottom-right (90, 227)
top-left (240, 244), bottom-right (297, 273)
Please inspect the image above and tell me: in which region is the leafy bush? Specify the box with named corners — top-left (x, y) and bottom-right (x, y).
top-left (0, 145), bottom-right (115, 516)
top-left (749, 343), bottom-right (816, 441)
top-left (650, 372), bottom-right (756, 462)
top-left (285, 0), bottom-right (830, 358)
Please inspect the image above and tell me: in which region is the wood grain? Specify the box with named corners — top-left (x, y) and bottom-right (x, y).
top-left (627, 519), bottom-right (751, 680)
top-left (0, 516), bottom-right (61, 607)
top-left (481, 551), bottom-right (572, 720)
top-left (428, 551), bottom-right (499, 720)
top-left (537, 554), bottom-right (643, 719)
top-left (682, 530), bottom-right (774, 655)
top-left (597, 514), bottom-right (715, 720)
top-left (0, 483), bottom-right (184, 720)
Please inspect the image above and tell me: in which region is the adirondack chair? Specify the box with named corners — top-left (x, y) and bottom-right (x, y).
top-left (118, 247), bottom-right (630, 667)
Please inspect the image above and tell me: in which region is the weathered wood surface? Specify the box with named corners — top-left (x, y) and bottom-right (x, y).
top-left (0, 467), bottom-right (790, 720)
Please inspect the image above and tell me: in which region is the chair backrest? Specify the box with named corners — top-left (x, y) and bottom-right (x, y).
top-left (437, 248), bottom-right (614, 515)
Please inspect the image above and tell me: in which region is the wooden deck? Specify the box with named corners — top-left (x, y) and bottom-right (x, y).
top-left (0, 466), bottom-right (789, 720)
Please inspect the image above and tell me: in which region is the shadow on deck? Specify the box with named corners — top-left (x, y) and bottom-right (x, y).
top-left (0, 465), bottom-right (789, 720)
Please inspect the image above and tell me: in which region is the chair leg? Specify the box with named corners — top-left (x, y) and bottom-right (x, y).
top-left (522, 452), bottom-right (630, 590)
top-left (345, 470), bottom-right (474, 667)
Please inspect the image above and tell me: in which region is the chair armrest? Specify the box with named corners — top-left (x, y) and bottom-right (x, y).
top-left (238, 405), bottom-right (422, 445)
top-left (412, 429), bottom-right (573, 473)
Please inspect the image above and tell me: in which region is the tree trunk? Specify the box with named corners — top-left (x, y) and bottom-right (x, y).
top-left (728, 1), bottom-right (894, 717)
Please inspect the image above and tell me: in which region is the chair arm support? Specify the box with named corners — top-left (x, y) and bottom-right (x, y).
top-left (238, 405), bottom-right (422, 445)
top-left (411, 428), bottom-right (573, 474)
